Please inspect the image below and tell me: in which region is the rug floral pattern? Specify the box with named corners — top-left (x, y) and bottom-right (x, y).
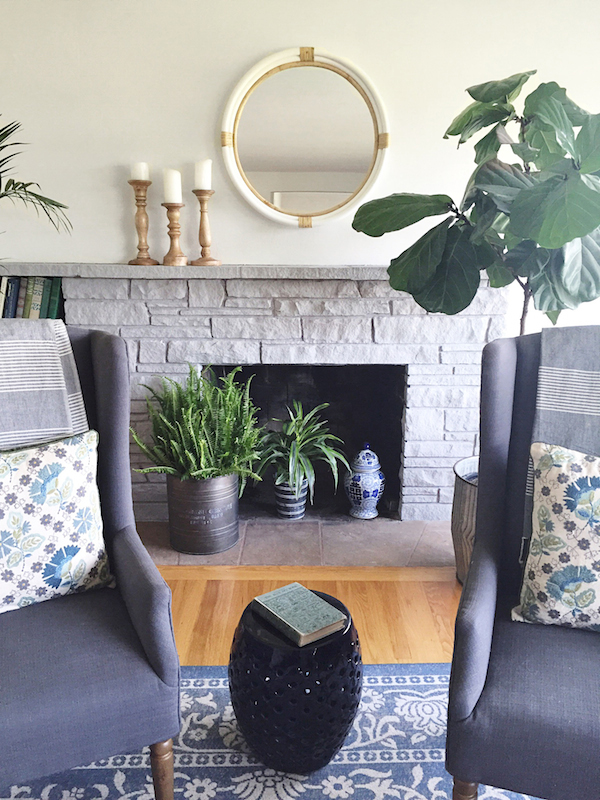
top-left (1, 665), bottom-right (537, 800)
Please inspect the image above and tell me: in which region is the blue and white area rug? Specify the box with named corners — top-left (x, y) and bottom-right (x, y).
top-left (3, 665), bottom-right (537, 800)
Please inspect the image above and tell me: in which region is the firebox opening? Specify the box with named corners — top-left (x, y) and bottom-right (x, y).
top-left (213, 364), bottom-right (407, 518)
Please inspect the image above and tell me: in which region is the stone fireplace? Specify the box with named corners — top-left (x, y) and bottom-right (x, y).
top-left (11, 263), bottom-right (513, 521)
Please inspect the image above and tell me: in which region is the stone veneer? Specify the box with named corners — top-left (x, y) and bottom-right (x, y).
top-left (11, 264), bottom-right (516, 521)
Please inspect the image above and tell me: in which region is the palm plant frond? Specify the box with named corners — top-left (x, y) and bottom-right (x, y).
top-left (0, 116), bottom-right (71, 233)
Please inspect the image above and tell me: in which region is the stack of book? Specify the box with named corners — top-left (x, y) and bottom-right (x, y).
top-left (0, 277), bottom-right (62, 319)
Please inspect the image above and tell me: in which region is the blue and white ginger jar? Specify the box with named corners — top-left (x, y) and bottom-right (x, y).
top-left (344, 443), bottom-right (385, 519)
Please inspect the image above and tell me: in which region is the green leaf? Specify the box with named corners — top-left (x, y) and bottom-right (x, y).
top-left (528, 95), bottom-right (578, 160)
top-left (576, 114), bottom-right (600, 173)
top-left (545, 310), bottom-right (561, 324)
top-left (526, 122), bottom-right (566, 170)
top-left (387, 218), bottom-right (451, 293)
top-left (467, 70), bottom-right (536, 104)
top-left (474, 159), bottom-right (534, 213)
top-left (529, 249), bottom-right (580, 311)
top-left (504, 240), bottom-right (549, 278)
top-left (508, 172), bottom-right (600, 248)
top-left (524, 82), bottom-right (590, 127)
top-left (510, 141), bottom-right (540, 164)
top-left (487, 263), bottom-right (515, 287)
top-left (352, 193), bottom-right (453, 237)
top-left (560, 228), bottom-right (600, 302)
top-left (412, 225), bottom-right (481, 314)
top-left (444, 101), bottom-right (514, 144)
top-left (474, 125), bottom-right (502, 165)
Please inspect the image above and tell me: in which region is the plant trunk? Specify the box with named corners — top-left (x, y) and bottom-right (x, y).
top-left (520, 283), bottom-right (532, 336)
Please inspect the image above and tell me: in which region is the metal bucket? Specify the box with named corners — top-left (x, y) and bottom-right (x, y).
top-left (167, 473), bottom-right (239, 554)
top-left (274, 480), bottom-right (308, 520)
top-left (451, 456), bottom-right (478, 584)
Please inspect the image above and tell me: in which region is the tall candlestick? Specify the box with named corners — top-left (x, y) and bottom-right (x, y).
top-left (162, 203), bottom-right (188, 266)
top-left (131, 162), bottom-right (150, 181)
top-left (191, 189), bottom-right (221, 266)
top-left (194, 159), bottom-right (212, 190)
top-left (163, 169), bottom-right (182, 204)
top-left (128, 179), bottom-right (159, 266)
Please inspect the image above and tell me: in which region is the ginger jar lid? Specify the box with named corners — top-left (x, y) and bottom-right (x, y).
top-left (350, 442), bottom-right (381, 472)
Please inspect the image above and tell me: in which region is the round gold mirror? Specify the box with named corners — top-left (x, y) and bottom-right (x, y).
top-left (222, 48), bottom-right (389, 227)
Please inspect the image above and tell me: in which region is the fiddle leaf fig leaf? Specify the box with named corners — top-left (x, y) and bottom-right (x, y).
top-left (474, 159), bottom-right (534, 213)
top-left (525, 122), bottom-right (566, 170)
top-left (487, 262), bottom-right (515, 288)
top-left (387, 218), bottom-right (451, 293)
top-left (504, 240), bottom-right (549, 278)
top-left (528, 94), bottom-right (578, 160)
top-left (576, 114), bottom-right (600, 174)
top-left (529, 248), bottom-right (583, 311)
top-left (560, 228), bottom-right (600, 302)
top-left (508, 172), bottom-right (600, 249)
top-left (511, 141), bottom-right (540, 164)
top-left (474, 125), bottom-right (502, 165)
top-left (524, 82), bottom-right (590, 127)
top-left (467, 70), bottom-right (536, 104)
top-left (352, 193), bottom-right (454, 237)
top-left (412, 225), bottom-right (481, 314)
top-left (444, 101), bottom-right (514, 144)
top-left (546, 310), bottom-right (562, 324)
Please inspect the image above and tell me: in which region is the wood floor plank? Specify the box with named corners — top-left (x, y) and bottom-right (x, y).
top-left (159, 565), bottom-right (462, 666)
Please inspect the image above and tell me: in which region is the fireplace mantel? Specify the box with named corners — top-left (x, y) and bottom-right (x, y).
top-left (5, 264), bottom-right (516, 521)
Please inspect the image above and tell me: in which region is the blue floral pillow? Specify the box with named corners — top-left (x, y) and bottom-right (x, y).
top-left (0, 430), bottom-right (113, 614)
top-left (512, 441), bottom-right (600, 631)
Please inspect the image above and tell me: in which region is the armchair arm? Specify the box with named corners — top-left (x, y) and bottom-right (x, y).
top-left (448, 537), bottom-right (498, 721)
top-left (111, 524), bottom-right (180, 687)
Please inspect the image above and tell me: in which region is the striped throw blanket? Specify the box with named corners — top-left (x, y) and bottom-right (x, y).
top-left (0, 320), bottom-right (88, 450)
top-left (521, 325), bottom-right (600, 560)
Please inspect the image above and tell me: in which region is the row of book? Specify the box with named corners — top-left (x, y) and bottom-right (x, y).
top-left (0, 277), bottom-right (63, 319)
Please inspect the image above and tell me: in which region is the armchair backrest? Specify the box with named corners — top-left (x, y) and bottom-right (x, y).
top-left (68, 327), bottom-right (135, 541)
top-left (476, 333), bottom-right (541, 601)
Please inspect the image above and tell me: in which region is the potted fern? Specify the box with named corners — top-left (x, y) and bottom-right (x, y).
top-left (258, 401), bottom-right (350, 520)
top-left (131, 365), bottom-right (264, 554)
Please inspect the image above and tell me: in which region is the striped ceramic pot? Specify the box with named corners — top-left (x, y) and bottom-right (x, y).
top-left (274, 479), bottom-right (308, 520)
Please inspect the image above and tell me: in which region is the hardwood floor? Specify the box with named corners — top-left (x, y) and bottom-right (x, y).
top-left (159, 565), bottom-right (462, 666)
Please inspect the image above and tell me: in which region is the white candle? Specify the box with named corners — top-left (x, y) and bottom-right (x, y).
top-left (194, 159), bottom-right (212, 190)
top-left (131, 162), bottom-right (150, 181)
top-left (163, 169), bottom-right (182, 203)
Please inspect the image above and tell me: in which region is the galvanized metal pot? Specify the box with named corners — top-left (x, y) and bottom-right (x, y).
top-left (167, 473), bottom-right (239, 554)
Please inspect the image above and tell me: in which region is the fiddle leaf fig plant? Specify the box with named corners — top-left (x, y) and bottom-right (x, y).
top-left (353, 71), bottom-right (600, 332)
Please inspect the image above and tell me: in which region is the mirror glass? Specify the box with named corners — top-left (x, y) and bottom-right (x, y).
top-left (236, 66), bottom-right (376, 216)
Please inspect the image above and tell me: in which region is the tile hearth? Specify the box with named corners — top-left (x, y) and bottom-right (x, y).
top-left (137, 516), bottom-right (455, 568)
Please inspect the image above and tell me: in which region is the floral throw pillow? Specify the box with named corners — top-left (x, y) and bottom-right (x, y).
top-left (0, 430), bottom-right (113, 614)
top-left (512, 441), bottom-right (600, 631)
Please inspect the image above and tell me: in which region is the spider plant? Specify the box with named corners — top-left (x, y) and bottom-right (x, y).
top-left (0, 117), bottom-right (71, 232)
top-left (131, 365), bottom-right (264, 494)
top-left (258, 401), bottom-right (350, 502)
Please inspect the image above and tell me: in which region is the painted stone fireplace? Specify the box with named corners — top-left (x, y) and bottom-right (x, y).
top-left (12, 263), bottom-right (514, 521)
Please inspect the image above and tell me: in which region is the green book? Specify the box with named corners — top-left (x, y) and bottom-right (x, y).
top-left (39, 277), bottom-right (52, 318)
top-left (47, 277), bottom-right (62, 319)
top-left (251, 582), bottom-right (346, 647)
top-left (22, 277), bottom-right (36, 318)
top-left (27, 277), bottom-right (46, 319)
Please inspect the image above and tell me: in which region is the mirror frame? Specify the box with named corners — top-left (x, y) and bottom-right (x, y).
top-left (221, 47), bottom-right (389, 227)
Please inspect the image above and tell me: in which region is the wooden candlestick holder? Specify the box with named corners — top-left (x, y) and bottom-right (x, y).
top-left (128, 180), bottom-right (159, 265)
top-left (161, 203), bottom-right (188, 266)
top-left (191, 189), bottom-right (221, 266)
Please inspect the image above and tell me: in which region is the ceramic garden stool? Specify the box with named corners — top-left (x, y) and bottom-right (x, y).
top-left (228, 592), bottom-right (362, 773)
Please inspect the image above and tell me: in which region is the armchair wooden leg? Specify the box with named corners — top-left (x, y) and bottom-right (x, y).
top-left (150, 739), bottom-right (174, 800)
top-left (453, 779), bottom-right (478, 800)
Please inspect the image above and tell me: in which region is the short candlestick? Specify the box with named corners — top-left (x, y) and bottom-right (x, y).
top-left (191, 189), bottom-right (221, 266)
top-left (128, 180), bottom-right (159, 265)
top-left (161, 203), bottom-right (188, 266)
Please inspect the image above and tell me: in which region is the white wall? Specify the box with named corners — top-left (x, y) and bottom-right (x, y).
top-left (3, 0), bottom-right (600, 270)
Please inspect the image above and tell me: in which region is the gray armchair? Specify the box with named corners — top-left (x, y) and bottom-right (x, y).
top-left (446, 333), bottom-right (600, 800)
top-left (0, 328), bottom-right (180, 794)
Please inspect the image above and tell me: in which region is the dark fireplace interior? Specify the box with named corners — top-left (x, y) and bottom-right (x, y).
top-left (214, 364), bottom-right (407, 518)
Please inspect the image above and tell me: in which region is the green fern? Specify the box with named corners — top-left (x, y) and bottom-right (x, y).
top-left (131, 365), bottom-right (264, 494)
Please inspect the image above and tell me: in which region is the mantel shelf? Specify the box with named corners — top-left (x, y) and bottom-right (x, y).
top-left (1, 263), bottom-right (390, 281)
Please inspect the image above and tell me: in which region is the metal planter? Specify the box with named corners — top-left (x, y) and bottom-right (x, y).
top-left (167, 473), bottom-right (239, 554)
